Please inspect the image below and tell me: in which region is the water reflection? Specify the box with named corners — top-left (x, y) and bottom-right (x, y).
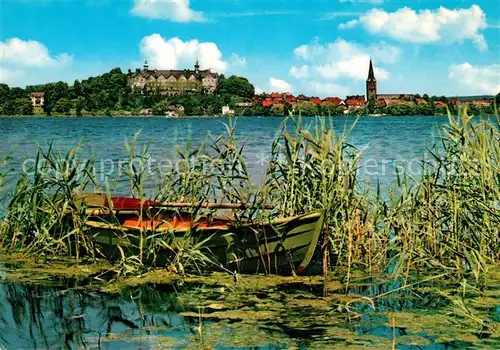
top-left (0, 283), bottom-right (194, 349)
top-left (0, 277), bottom-right (495, 349)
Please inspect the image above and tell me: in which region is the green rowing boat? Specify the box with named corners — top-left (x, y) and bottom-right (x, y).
top-left (77, 193), bottom-right (325, 275)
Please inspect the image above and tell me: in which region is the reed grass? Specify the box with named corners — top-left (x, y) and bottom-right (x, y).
top-left (0, 110), bottom-right (498, 280)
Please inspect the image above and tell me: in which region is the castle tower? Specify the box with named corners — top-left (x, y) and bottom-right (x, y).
top-left (366, 58), bottom-right (377, 101)
top-left (143, 59), bottom-right (149, 71)
top-left (194, 59), bottom-right (200, 73)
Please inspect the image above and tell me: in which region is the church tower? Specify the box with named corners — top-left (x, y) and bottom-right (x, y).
top-left (366, 58), bottom-right (377, 101)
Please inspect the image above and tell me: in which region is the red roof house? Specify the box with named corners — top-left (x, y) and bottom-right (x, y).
top-left (471, 99), bottom-right (491, 107)
top-left (262, 99), bottom-right (273, 107)
top-left (345, 97), bottom-right (366, 107)
top-left (323, 97), bottom-right (342, 105)
top-left (311, 97), bottom-right (322, 105)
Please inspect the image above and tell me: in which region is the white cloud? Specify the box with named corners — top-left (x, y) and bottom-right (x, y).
top-left (269, 77), bottom-right (293, 92)
top-left (254, 86), bottom-right (264, 94)
top-left (340, 5), bottom-right (488, 51)
top-left (0, 38), bottom-right (72, 67)
top-left (139, 34), bottom-right (227, 72)
top-left (131, 0), bottom-right (206, 22)
top-left (320, 12), bottom-right (363, 20)
top-left (338, 19), bottom-right (358, 29)
top-left (287, 38), bottom-right (400, 97)
top-left (306, 81), bottom-right (351, 97)
top-left (289, 65), bottom-right (310, 79)
top-left (449, 63), bottom-right (500, 95)
top-left (292, 38), bottom-right (398, 81)
top-left (229, 53), bottom-right (246, 68)
top-left (0, 67), bottom-right (19, 84)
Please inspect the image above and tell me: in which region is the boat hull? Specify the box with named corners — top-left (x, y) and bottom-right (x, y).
top-left (86, 210), bottom-right (325, 275)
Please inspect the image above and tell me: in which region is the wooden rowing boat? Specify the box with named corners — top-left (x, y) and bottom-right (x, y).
top-left (73, 193), bottom-right (325, 275)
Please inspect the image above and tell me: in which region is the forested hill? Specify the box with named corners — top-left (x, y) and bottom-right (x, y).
top-left (0, 68), bottom-right (256, 116)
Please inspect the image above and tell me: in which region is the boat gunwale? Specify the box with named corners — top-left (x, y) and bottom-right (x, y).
top-left (84, 210), bottom-right (325, 234)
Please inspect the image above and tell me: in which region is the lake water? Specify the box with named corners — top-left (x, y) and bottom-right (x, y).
top-left (0, 115), bottom-right (447, 196)
top-left (1, 260), bottom-right (498, 350)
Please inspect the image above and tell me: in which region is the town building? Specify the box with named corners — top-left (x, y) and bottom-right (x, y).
top-left (345, 95), bottom-right (366, 108)
top-left (384, 99), bottom-right (410, 106)
top-left (458, 99), bottom-right (492, 108)
top-left (30, 92), bottom-right (45, 108)
top-left (366, 59), bottom-right (377, 101)
top-left (366, 60), bottom-right (414, 101)
top-left (222, 105), bottom-right (235, 115)
top-left (235, 102), bottom-right (253, 108)
top-left (311, 97), bottom-right (322, 105)
top-left (128, 60), bottom-right (219, 95)
top-left (323, 97), bottom-right (343, 105)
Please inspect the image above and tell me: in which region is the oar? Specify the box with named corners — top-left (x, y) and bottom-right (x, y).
top-left (108, 196), bottom-right (274, 210)
top-left (151, 202), bottom-right (274, 210)
top-left (74, 193), bottom-right (274, 212)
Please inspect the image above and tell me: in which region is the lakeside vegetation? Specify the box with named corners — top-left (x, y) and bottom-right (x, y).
top-left (0, 110), bottom-right (498, 281)
top-left (1, 68), bottom-right (498, 117)
top-left (0, 68), bottom-right (256, 117)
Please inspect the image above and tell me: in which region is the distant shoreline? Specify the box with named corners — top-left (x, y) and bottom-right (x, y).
top-left (0, 113), bottom-right (464, 118)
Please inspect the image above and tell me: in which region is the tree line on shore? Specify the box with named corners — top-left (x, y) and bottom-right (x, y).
top-left (0, 67), bottom-right (498, 116)
top-left (0, 68), bottom-right (256, 116)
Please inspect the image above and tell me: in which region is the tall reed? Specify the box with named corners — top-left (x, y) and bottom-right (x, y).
top-left (265, 117), bottom-right (387, 277)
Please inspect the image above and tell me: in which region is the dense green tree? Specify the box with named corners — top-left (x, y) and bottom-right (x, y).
top-left (295, 101), bottom-right (317, 116)
top-left (216, 75), bottom-right (255, 98)
top-left (16, 98), bottom-right (33, 115)
top-left (269, 104), bottom-right (284, 116)
top-left (54, 98), bottom-right (72, 114)
top-left (0, 84), bottom-right (10, 104)
top-left (321, 103), bottom-right (344, 116)
top-left (75, 96), bottom-right (85, 116)
top-left (2, 98), bottom-right (32, 115)
top-left (74, 80), bottom-right (82, 97)
top-left (467, 104), bottom-right (480, 116)
top-left (2, 100), bottom-right (17, 115)
top-left (367, 97), bottom-right (376, 114)
top-left (152, 99), bottom-right (170, 115)
top-left (9, 87), bottom-right (26, 99)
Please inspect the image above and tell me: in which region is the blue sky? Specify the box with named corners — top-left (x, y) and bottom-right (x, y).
top-left (1, 0), bottom-right (499, 97)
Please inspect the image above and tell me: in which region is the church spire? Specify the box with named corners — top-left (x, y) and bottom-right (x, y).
top-left (366, 58), bottom-right (377, 101)
top-left (367, 58), bottom-right (376, 82)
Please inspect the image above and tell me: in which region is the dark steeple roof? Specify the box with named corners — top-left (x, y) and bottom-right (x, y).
top-left (367, 58), bottom-right (376, 82)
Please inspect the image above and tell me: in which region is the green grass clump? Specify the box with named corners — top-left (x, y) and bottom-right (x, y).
top-left (0, 110), bottom-right (498, 280)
